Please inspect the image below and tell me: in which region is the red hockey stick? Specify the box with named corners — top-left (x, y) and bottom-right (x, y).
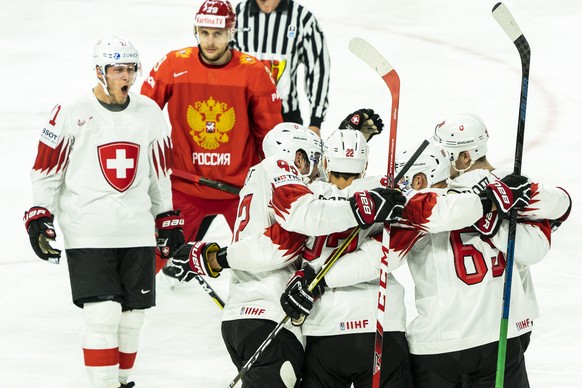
top-left (348, 37), bottom-right (400, 388)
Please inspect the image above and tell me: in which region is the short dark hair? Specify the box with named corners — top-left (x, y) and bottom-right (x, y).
top-left (329, 171), bottom-right (360, 181)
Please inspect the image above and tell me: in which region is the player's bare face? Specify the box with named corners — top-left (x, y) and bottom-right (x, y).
top-left (105, 64), bottom-right (137, 104)
top-left (296, 151), bottom-right (321, 184)
top-left (256, 0), bottom-right (281, 13)
top-left (197, 27), bottom-right (232, 65)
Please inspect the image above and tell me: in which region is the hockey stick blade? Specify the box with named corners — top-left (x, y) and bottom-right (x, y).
top-left (349, 37), bottom-right (400, 183)
top-left (492, 4), bottom-right (531, 388)
top-left (492, 2), bottom-right (530, 174)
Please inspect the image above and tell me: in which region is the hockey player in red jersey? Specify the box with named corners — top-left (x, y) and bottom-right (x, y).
top-left (23, 37), bottom-right (183, 388)
top-left (141, 0), bottom-right (283, 273)
top-left (399, 114), bottom-right (572, 388)
top-left (169, 122), bottom-right (406, 387)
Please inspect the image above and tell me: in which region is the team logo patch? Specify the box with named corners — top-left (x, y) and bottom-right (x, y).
top-left (97, 142), bottom-right (140, 192)
top-left (187, 96), bottom-right (236, 150)
top-left (240, 54), bottom-right (257, 64)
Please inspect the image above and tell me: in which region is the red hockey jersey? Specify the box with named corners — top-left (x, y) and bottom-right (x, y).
top-left (141, 47), bottom-right (282, 199)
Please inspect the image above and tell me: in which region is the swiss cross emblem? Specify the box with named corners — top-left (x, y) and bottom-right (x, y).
top-left (205, 121), bottom-right (216, 133)
top-left (350, 114), bottom-right (361, 126)
top-left (97, 142), bottom-right (140, 192)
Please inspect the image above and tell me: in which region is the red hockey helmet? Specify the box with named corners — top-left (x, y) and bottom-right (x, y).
top-left (195, 0), bottom-right (236, 29)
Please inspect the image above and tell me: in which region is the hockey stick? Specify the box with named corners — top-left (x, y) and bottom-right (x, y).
top-left (225, 139), bottom-right (429, 388)
top-left (192, 271), bottom-right (225, 309)
top-left (491, 3), bottom-right (530, 387)
top-left (348, 37), bottom-right (400, 387)
top-left (172, 169), bottom-right (241, 195)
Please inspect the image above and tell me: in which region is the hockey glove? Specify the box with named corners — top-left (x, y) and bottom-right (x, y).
top-left (479, 174), bottom-right (531, 217)
top-left (349, 188), bottom-right (405, 229)
top-left (280, 265), bottom-right (325, 326)
top-left (23, 206), bottom-right (61, 264)
top-left (170, 241), bottom-right (221, 282)
top-left (339, 108), bottom-right (384, 141)
top-left (472, 211), bottom-right (502, 237)
top-left (155, 210), bottom-right (185, 259)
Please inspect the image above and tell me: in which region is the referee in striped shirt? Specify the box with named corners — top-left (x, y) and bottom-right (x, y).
top-left (233, 0), bottom-right (331, 135)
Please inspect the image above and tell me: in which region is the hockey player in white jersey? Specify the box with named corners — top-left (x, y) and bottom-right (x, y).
top-left (276, 129), bottom-right (413, 387)
top-left (169, 122), bottom-right (406, 387)
top-left (399, 114), bottom-right (572, 388)
top-left (23, 37), bottom-right (183, 388)
top-left (282, 133), bottom-right (527, 387)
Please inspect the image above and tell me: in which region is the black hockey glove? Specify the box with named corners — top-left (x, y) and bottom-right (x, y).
top-left (170, 241), bottom-right (221, 282)
top-left (155, 210), bottom-right (185, 259)
top-left (349, 188), bottom-right (405, 229)
top-left (339, 108), bottom-right (384, 141)
top-left (479, 174), bottom-right (531, 217)
top-left (280, 265), bottom-right (325, 326)
top-left (23, 206), bottom-right (61, 264)
top-left (472, 211), bottom-right (503, 238)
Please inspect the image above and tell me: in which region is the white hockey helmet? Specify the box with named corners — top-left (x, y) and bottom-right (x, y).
top-left (395, 141), bottom-right (450, 188)
top-left (324, 129), bottom-right (368, 178)
top-left (432, 113), bottom-right (489, 163)
top-left (92, 37), bottom-right (141, 86)
top-left (263, 122), bottom-right (323, 182)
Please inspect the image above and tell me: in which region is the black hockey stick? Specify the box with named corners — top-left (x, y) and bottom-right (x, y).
top-left (491, 3), bottom-right (530, 387)
top-left (172, 169), bottom-right (241, 195)
top-left (225, 139), bottom-right (429, 388)
top-left (165, 229), bottom-right (226, 309)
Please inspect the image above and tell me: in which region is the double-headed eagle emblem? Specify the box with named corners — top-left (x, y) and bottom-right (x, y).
top-left (187, 97), bottom-right (236, 150)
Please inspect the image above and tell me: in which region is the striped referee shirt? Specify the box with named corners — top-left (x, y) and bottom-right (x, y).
top-left (233, 0), bottom-right (330, 128)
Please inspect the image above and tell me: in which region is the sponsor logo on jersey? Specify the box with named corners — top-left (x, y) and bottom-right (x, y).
top-left (97, 142), bottom-right (140, 192)
top-left (187, 96), bottom-right (235, 150)
top-left (287, 25), bottom-right (297, 39)
top-left (77, 116), bottom-right (94, 127)
top-left (192, 152), bottom-right (231, 166)
top-left (516, 318), bottom-right (532, 331)
top-left (239, 306), bottom-right (266, 316)
top-left (40, 127), bottom-right (59, 148)
top-left (272, 174), bottom-right (302, 187)
top-left (339, 319), bottom-right (369, 331)
top-left (173, 70), bottom-right (188, 78)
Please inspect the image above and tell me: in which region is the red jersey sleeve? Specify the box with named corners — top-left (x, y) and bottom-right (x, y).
top-left (140, 52), bottom-right (175, 109)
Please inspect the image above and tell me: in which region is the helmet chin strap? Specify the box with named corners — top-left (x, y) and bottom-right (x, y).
top-left (97, 67), bottom-right (112, 97)
top-left (451, 159), bottom-right (475, 175)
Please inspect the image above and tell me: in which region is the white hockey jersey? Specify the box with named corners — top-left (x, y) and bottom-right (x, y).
top-left (404, 168), bottom-right (570, 355)
top-left (30, 91), bottom-right (173, 249)
top-left (221, 156), bottom-right (362, 340)
top-left (302, 176), bottom-right (487, 337)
